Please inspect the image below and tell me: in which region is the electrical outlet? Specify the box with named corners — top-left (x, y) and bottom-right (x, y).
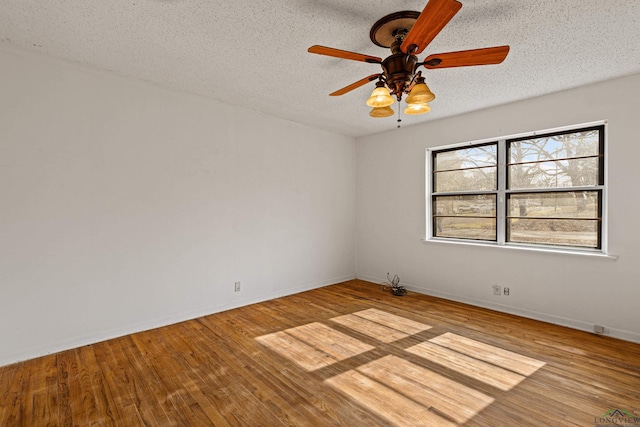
top-left (504, 287), bottom-right (510, 296)
top-left (492, 285), bottom-right (501, 295)
top-left (234, 281), bottom-right (241, 292)
top-left (594, 325), bottom-right (607, 334)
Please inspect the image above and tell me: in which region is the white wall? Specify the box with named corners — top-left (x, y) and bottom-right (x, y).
top-left (356, 72), bottom-right (640, 343)
top-left (0, 44), bottom-right (356, 366)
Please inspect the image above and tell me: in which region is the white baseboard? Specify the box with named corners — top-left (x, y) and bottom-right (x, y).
top-left (357, 274), bottom-right (640, 344)
top-left (0, 274), bottom-right (357, 367)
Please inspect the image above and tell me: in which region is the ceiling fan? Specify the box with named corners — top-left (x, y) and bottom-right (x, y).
top-left (308, 0), bottom-right (510, 119)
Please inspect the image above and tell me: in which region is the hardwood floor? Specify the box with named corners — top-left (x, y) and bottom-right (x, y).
top-left (1, 279), bottom-right (639, 426)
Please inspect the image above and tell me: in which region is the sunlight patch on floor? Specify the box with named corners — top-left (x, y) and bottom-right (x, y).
top-left (257, 309), bottom-right (547, 424)
top-left (406, 340), bottom-right (533, 391)
top-left (255, 322), bottom-right (374, 371)
top-left (326, 355), bottom-right (493, 426)
top-left (429, 333), bottom-right (546, 376)
top-left (331, 309), bottom-right (432, 343)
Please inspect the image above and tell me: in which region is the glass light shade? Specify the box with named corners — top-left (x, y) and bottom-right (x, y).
top-left (404, 103), bottom-right (431, 115)
top-left (406, 82), bottom-right (435, 104)
top-left (366, 85), bottom-right (395, 108)
top-left (369, 106), bottom-right (395, 118)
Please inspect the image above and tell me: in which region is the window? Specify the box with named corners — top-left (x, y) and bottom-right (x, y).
top-left (428, 123), bottom-right (606, 252)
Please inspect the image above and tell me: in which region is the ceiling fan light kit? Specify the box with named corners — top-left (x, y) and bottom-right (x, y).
top-left (404, 103), bottom-right (431, 115)
top-left (366, 81), bottom-right (395, 108)
top-left (405, 76), bottom-right (436, 105)
top-left (369, 106), bottom-right (395, 118)
top-left (308, 0), bottom-right (510, 122)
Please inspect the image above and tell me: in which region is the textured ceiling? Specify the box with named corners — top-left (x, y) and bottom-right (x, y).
top-left (1, 0), bottom-right (639, 138)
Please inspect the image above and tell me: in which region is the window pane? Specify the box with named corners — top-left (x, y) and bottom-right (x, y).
top-left (509, 130), bottom-right (600, 164)
top-left (508, 129), bottom-right (601, 191)
top-left (434, 195), bottom-right (496, 217)
top-left (508, 192), bottom-right (599, 219)
top-left (508, 219), bottom-right (599, 248)
top-left (434, 195), bottom-right (496, 241)
top-left (434, 145), bottom-right (497, 171)
top-left (435, 217), bottom-right (497, 240)
top-left (434, 167), bottom-right (497, 192)
top-left (508, 158), bottom-right (599, 189)
top-left (507, 191), bottom-right (600, 248)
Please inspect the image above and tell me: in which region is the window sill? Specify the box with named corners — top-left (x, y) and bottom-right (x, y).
top-left (421, 238), bottom-right (618, 260)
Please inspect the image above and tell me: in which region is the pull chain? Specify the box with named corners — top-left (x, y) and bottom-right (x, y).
top-left (397, 103), bottom-right (402, 128)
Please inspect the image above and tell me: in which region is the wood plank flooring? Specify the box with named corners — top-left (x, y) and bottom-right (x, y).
top-left (1, 279), bottom-right (639, 426)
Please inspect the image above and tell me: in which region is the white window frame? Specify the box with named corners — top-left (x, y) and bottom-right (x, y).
top-left (425, 121), bottom-right (612, 258)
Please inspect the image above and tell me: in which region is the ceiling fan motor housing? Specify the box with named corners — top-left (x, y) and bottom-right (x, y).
top-left (382, 52), bottom-right (418, 99)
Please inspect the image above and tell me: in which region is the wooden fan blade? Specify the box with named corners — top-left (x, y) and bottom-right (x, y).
top-left (330, 74), bottom-right (381, 96)
top-left (401, 0), bottom-right (462, 55)
top-left (308, 45), bottom-right (382, 63)
top-left (422, 46), bottom-right (510, 69)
